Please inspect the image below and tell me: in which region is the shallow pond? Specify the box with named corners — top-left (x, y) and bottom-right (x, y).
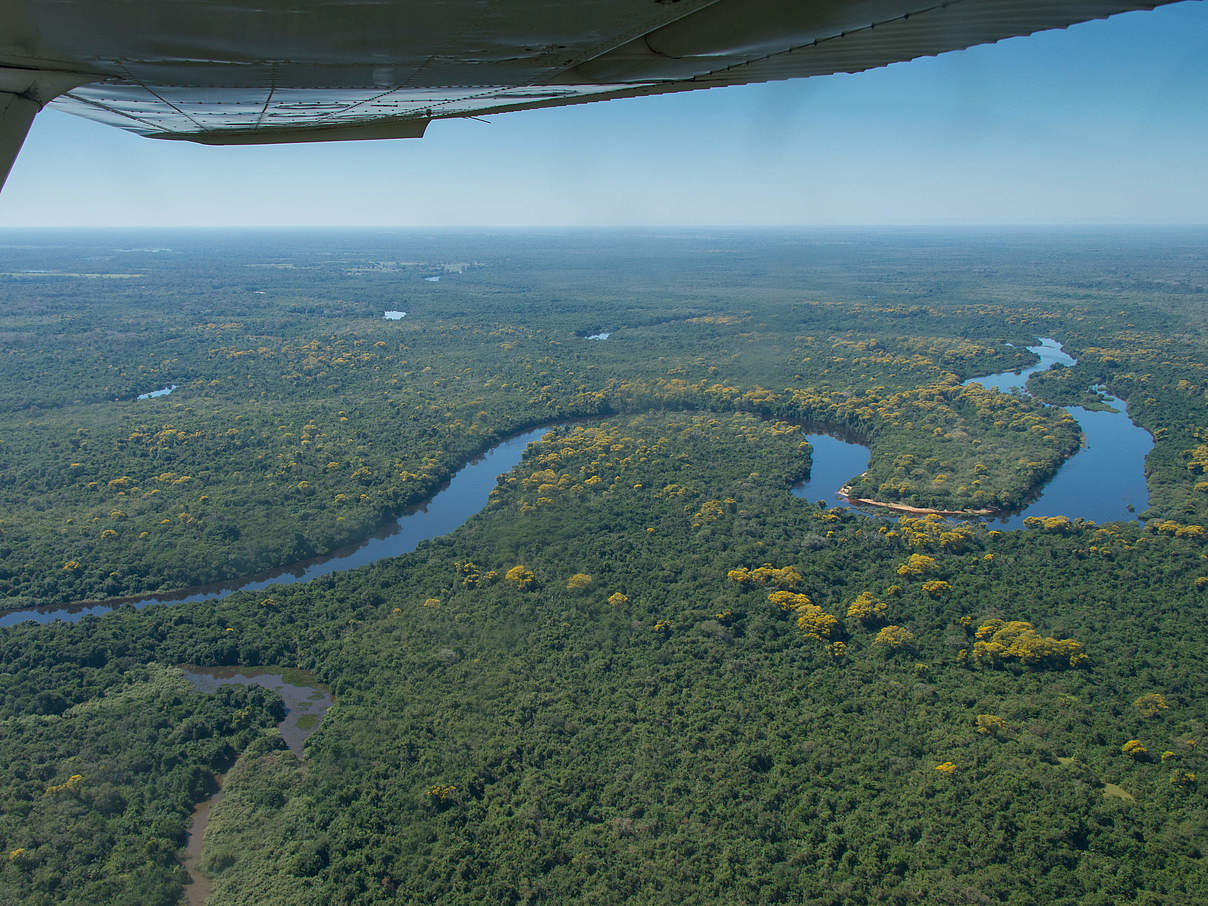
top-left (182, 666), bottom-right (332, 756)
top-left (180, 667), bottom-right (330, 904)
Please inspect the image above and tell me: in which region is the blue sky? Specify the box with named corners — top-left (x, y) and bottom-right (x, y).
top-left (2, 1), bottom-right (1206, 227)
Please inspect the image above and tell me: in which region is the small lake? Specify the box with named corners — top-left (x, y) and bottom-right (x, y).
top-left (136, 385), bottom-right (176, 400)
top-left (384, 310), bottom-right (407, 320)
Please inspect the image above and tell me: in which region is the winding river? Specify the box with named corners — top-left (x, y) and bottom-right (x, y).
top-left (963, 338), bottom-right (1076, 393)
top-left (1, 338), bottom-right (1152, 627)
top-left (791, 338), bottom-right (1153, 527)
top-left (1, 425), bottom-right (557, 628)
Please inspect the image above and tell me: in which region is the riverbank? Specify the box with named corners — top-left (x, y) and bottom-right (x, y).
top-left (3, 346), bottom-right (1154, 626)
top-left (837, 481), bottom-right (998, 517)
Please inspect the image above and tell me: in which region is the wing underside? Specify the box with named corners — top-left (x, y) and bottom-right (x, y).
top-left (0, 0), bottom-right (1178, 145)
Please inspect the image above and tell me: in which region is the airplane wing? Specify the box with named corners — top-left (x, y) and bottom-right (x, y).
top-left (0, 0), bottom-right (1179, 189)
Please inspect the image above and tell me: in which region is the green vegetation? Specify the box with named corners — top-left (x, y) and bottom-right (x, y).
top-left (0, 663), bottom-right (281, 905)
top-left (0, 233), bottom-right (1080, 607)
top-left (1, 229), bottom-right (1207, 904)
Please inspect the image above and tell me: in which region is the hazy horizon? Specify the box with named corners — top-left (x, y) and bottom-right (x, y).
top-left (3, 224), bottom-right (1207, 234)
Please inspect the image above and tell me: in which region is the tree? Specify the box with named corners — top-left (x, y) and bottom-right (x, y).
top-left (874, 625), bottom-right (915, 649)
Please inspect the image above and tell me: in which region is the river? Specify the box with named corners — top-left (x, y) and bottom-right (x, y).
top-left (2, 338), bottom-right (1153, 626)
top-left (791, 337), bottom-right (1153, 527)
top-left (963, 338), bottom-right (1076, 393)
top-left (1, 425), bottom-right (557, 627)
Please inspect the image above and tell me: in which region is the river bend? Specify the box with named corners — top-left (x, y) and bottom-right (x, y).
top-left (2, 338), bottom-right (1152, 626)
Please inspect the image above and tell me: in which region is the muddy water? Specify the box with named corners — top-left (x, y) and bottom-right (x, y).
top-left (181, 666), bottom-right (333, 756)
top-left (182, 786), bottom-right (224, 906)
top-left (180, 667), bottom-right (331, 904)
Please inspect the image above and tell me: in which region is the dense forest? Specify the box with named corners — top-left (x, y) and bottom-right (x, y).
top-left (1, 229), bottom-right (1207, 904)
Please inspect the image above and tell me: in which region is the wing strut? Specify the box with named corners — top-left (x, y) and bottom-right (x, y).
top-left (0, 92), bottom-right (38, 193)
top-left (0, 69), bottom-right (93, 192)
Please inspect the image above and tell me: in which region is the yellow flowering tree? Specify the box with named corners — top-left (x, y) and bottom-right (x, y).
top-left (794, 604), bottom-right (839, 641)
top-left (975, 714), bottom-right (1008, 737)
top-left (505, 565), bottom-right (535, 589)
top-left (728, 564), bottom-right (802, 587)
top-left (1133, 693), bottom-right (1169, 718)
top-left (846, 592), bottom-right (888, 626)
top-left (766, 590), bottom-right (837, 641)
top-left (874, 625), bottom-right (915, 649)
top-left (896, 554), bottom-right (939, 577)
top-left (1122, 739), bottom-right (1148, 760)
top-left (566, 573), bottom-right (592, 591)
top-left (970, 619), bottom-right (1085, 669)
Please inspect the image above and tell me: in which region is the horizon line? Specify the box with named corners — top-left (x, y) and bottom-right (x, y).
top-left (2, 222), bottom-right (1207, 231)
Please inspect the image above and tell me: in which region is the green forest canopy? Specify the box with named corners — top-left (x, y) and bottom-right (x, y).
top-left (2, 229), bottom-right (1207, 904)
